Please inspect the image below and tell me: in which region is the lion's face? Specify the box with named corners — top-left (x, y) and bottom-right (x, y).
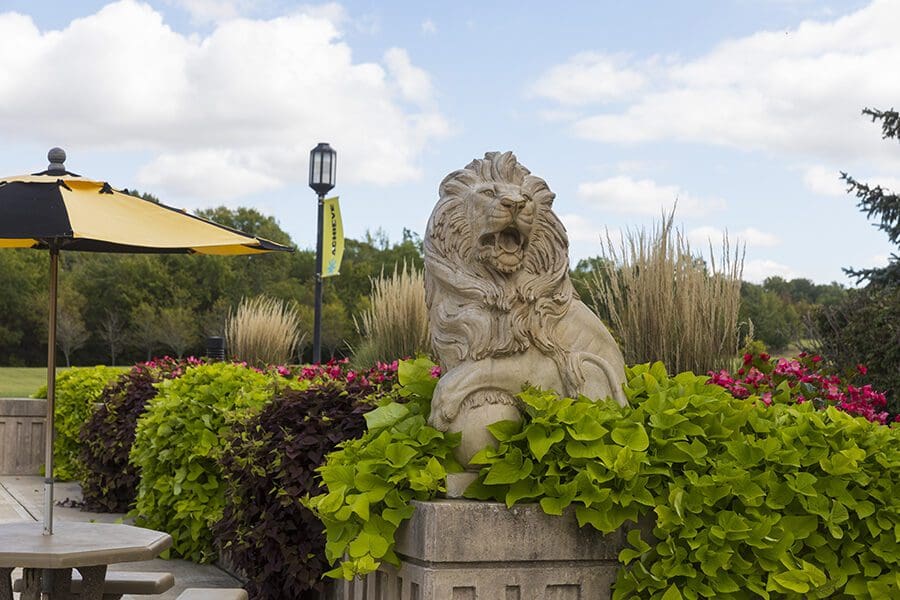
top-left (425, 151), bottom-right (576, 368)
top-left (468, 181), bottom-right (535, 274)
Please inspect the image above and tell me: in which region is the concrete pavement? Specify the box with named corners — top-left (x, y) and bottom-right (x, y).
top-left (0, 475), bottom-right (245, 599)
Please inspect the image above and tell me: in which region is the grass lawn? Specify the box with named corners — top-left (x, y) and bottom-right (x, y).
top-left (0, 367), bottom-right (64, 397)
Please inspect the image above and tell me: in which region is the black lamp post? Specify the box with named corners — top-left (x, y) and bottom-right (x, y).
top-left (308, 142), bottom-right (336, 364)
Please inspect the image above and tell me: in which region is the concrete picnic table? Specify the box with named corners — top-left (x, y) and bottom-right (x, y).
top-left (0, 521), bottom-right (172, 600)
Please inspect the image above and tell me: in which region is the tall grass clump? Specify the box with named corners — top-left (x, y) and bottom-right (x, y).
top-left (352, 264), bottom-right (430, 368)
top-left (588, 209), bottom-right (744, 374)
top-left (225, 296), bottom-right (302, 366)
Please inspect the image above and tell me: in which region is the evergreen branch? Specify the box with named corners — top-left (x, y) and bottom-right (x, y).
top-left (862, 107), bottom-right (900, 141)
top-left (840, 172), bottom-right (900, 246)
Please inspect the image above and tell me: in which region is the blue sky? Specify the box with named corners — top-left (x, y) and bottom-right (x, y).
top-left (0, 0), bottom-right (897, 284)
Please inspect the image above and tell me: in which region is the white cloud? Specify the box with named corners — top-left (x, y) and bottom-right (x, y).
top-left (421, 18), bottom-right (436, 35)
top-left (688, 225), bottom-right (779, 249)
top-left (743, 258), bottom-right (801, 283)
top-left (803, 165), bottom-right (846, 196)
top-left (294, 3), bottom-right (348, 26)
top-left (866, 175), bottom-right (900, 193)
top-left (804, 164), bottom-right (900, 197)
top-left (167, 0), bottom-right (252, 23)
top-left (0, 1), bottom-right (449, 199)
top-left (137, 149), bottom-right (282, 201)
top-left (577, 176), bottom-right (724, 216)
top-left (531, 52), bottom-right (646, 106)
top-left (384, 47), bottom-right (436, 106)
top-left (558, 213), bottom-right (622, 246)
top-left (538, 1), bottom-right (900, 166)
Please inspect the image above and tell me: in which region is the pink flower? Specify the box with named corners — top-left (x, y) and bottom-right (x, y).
top-left (857, 364), bottom-right (868, 376)
top-left (430, 365), bottom-right (442, 378)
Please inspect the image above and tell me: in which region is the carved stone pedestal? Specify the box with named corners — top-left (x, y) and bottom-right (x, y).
top-left (334, 499), bottom-right (632, 600)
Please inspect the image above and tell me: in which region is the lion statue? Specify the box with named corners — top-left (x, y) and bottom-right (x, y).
top-left (425, 151), bottom-right (628, 467)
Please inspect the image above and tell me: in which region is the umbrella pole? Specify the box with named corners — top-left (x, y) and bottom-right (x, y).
top-left (43, 246), bottom-right (59, 535)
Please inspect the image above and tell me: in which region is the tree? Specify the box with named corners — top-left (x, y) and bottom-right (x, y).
top-left (131, 303), bottom-right (160, 361)
top-left (56, 305), bottom-right (89, 367)
top-left (155, 306), bottom-right (199, 358)
top-left (0, 250), bottom-right (46, 365)
top-left (98, 309), bottom-right (126, 366)
top-left (739, 282), bottom-right (798, 351)
top-left (813, 107), bottom-right (900, 415)
top-left (841, 107), bottom-right (900, 286)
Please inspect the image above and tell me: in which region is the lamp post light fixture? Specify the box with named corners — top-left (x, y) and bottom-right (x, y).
top-left (308, 142), bottom-right (336, 364)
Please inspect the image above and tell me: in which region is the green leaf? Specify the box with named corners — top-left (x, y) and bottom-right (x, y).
top-left (567, 415), bottom-right (609, 441)
top-left (364, 403), bottom-right (410, 431)
top-left (660, 584), bottom-right (683, 600)
top-left (397, 357), bottom-right (439, 398)
top-left (347, 531), bottom-right (389, 559)
top-left (611, 423), bottom-right (649, 451)
top-left (484, 452), bottom-right (532, 486)
top-left (505, 477), bottom-right (544, 506)
top-left (565, 439), bottom-right (608, 459)
top-left (526, 424), bottom-right (564, 460)
top-left (488, 419), bottom-right (523, 442)
top-left (385, 443), bottom-right (418, 468)
top-left (771, 570), bottom-right (810, 594)
top-left (618, 528), bottom-right (652, 565)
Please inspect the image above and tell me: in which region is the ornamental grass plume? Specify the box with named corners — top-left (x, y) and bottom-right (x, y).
top-left (225, 295), bottom-right (303, 367)
top-left (352, 263), bottom-right (431, 368)
top-left (588, 208), bottom-right (744, 375)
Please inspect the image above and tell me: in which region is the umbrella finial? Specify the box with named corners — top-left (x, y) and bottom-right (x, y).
top-left (47, 147), bottom-right (66, 175)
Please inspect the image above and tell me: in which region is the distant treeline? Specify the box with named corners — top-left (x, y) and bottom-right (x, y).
top-left (0, 205), bottom-right (422, 366)
top-left (0, 203), bottom-right (845, 367)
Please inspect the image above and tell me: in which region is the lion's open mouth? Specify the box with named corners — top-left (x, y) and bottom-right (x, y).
top-left (479, 227), bottom-right (526, 273)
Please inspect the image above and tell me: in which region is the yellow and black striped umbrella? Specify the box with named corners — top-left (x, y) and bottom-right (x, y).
top-left (0, 148), bottom-right (292, 535)
top-left (0, 167), bottom-right (289, 254)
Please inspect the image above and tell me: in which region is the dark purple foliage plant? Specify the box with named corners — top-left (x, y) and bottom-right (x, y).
top-left (215, 366), bottom-right (396, 600)
top-left (78, 357), bottom-right (201, 512)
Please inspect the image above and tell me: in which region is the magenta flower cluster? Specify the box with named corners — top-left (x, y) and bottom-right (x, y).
top-left (708, 352), bottom-right (895, 425)
top-left (138, 355), bottom-right (401, 391)
top-left (138, 355), bottom-right (206, 380)
top-left (294, 358), bottom-right (399, 391)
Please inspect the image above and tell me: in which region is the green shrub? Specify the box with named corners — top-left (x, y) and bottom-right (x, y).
top-left (33, 366), bottom-right (123, 481)
top-left (311, 362), bottom-right (900, 598)
top-left (129, 362), bottom-right (280, 562)
top-left (815, 285), bottom-right (900, 414)
top-left (305, 358), bottom-right (461, 579)
top-left (215, 368), bottom-right (395, 600)
top-left (476, 365), bottom-right (900, 598)
top-left (587, 209), bottom-right (744, 374)
top-left (352, 264), bottom-right (430, 369)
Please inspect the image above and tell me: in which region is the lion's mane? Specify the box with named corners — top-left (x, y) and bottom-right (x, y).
top-left (424, 151), bottom-right (585, 395)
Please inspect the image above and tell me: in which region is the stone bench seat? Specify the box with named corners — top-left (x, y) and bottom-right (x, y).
top-left (14, 570), bottom-right (174, 599)
top-left (176, 588), bottom-right (248, 600)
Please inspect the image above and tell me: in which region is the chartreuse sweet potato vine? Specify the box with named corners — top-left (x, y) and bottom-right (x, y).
top-left (304, 357), bottom-right (462, 580)
top-left (129, 362), bottom-right (294, 562)
top-left (311, 360), bottom-right (900, 598)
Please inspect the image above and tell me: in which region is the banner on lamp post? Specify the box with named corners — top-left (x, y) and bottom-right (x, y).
top-left (322, 196), bottom-right (344, 277)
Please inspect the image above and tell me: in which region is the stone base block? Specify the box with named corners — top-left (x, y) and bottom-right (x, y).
top-left (334, 499), bottom-right (635, 600)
